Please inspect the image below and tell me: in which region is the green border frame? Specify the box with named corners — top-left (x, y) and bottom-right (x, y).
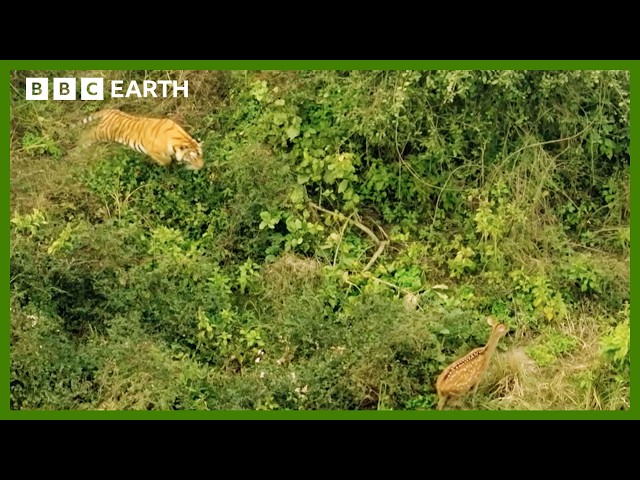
top-left (3, 60), bottom-right (636, 420)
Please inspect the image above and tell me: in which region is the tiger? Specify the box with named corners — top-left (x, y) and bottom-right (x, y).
top-left (78, 109), bottom-right (204, 170)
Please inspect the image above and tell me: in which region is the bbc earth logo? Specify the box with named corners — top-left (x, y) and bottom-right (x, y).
top-left (25, 78), bottom-right (189, 100)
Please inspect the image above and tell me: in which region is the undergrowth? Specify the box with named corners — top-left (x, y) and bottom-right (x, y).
top-left (10, 70), bottom-right (630, 410)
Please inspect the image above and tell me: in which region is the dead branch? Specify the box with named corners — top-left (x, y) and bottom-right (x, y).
top-left (308, 202), bottom-right (388, 272)
top-left (309, 202), bottom-right (380, 245)
top-left (363, 240), bottom-right (387, 272)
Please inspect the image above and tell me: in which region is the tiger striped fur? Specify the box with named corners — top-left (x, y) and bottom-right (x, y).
top-left (79, 109), bottom-right (204, 170)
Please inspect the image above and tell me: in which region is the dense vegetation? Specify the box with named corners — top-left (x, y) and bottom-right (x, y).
top-left (10, 70), bottom-right (630, 410)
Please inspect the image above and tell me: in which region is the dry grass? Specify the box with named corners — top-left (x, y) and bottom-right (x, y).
top-left (262, 253), bottom-right (324, 298)
top-left (472, 312), bottom-right (627, 410)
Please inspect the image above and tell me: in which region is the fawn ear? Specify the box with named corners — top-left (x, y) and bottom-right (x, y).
top-left (486, 316), bottom-right (496, 327)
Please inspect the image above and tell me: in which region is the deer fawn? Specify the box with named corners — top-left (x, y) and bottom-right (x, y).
top-left (436, 316), bottom-right (509, 410)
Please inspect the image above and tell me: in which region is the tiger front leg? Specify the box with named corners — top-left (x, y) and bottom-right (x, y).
top-left (148, 152), bottom-right (173, 167)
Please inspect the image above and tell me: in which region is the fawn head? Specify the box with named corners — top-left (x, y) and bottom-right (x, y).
top-left (486, 316), bottom-right (509, 337)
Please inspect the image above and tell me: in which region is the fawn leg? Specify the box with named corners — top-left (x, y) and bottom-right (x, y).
top-left (472, 383), bottom-right (480, 409)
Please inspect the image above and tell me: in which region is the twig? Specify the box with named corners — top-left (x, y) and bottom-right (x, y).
top-left (361, 271), bottom-right (413, 296)
top-left (374, 222), bottom-right (390, 241)
top-left (566, 242), bottom-right (614, 255)
top-left (309, 202), bottom-right (380, 245)
top-left (498, 121), bottom-right (595, 170)
top-left (429, 163), bottom-right (468, 238)
top-left (363, 240), bottom-right (387, 272)
top-left (397, 155), bottom-right (468, 193)
top-left (589, 226), bottom-right (629, 235)
top-left (343, 276), bottom-right (363, 294)
top-left (333, 213), bottom-right (353, 267)
top-left (309, 202), bottom-right (387, 272)
top-left (123, 183), bottom-right (150, 204)
top-left (480, 140), bottom-right (487, 186)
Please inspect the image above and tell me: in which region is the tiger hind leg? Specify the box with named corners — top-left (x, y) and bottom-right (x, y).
top-left (78, 128), bottom-right (98, 148)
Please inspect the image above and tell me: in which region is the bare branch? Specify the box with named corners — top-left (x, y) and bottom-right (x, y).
top-left (363, 240), bottom-right (387, 272)
top-left (309, 202), bottom-right (380, 245)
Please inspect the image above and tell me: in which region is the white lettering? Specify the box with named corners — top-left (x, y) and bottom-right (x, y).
top-left (53, 78), bottom-right (76, 100)
top-left (143, 80), bottom-right (157, 98)
top-left (111, 80), bottom-right (124, 98)
top-left (26, 77), bottom-right (190, 100)
top-left (80, 78), bottom-right (104, 100)
top-left (157, 80), bottom-right (172, 97)
top-left (125, 80), bottom-right (142, 98)
top-left (173, 80), bottom-right (188, 97)
top-left (26, 78), bottom-right (48, 100)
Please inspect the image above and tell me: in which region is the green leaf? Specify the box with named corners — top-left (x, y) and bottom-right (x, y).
top-left (286, 216), bottom-right (302, 232)
top-left (286, 125), bottom-right (300, 140)
top-left (289, 187), bottom-right (305, 205)
top-left (323, 169), bottom-right (338, 184)
top-left (273, 113), bottom-right (288, 126)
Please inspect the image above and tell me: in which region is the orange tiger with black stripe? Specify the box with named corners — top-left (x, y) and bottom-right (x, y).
top-left (79, 109), bottom-right (204, 170)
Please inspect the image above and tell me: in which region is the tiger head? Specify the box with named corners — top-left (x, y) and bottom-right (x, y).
top-left (175, 139), bottom-right (204, 171)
